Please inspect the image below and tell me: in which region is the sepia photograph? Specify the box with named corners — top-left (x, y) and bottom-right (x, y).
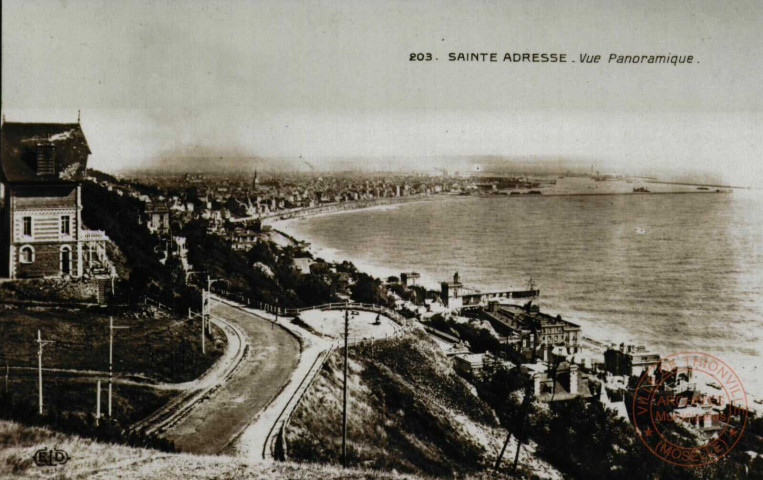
top-left (1, 1), bottom-right (762, 479)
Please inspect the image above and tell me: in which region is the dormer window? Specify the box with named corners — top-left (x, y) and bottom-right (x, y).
top-left (36, 143), bottom-right (56, 175)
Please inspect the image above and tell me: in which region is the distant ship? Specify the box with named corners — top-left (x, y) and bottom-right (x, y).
top-left (633, 187), bottom-right (650, 193)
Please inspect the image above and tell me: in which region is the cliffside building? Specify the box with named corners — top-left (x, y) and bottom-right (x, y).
top-left (0, 121), bottom-right (108, 279)
top-left (604, 343), bottom-right (661, 377)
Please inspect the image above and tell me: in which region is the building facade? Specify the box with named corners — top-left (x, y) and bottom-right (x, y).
top-left (400, 271), bottom-right (420, 286)
top-left (604, 343), bottom-right (661, 377)
top-left (440, 271), bottom-right (464, 309)
top-left (1, 121), bottom-right (106, 279)
top-left (441, 271), bottom-right (540, 310)
top-left (487, 304), bottom-right (583, 361)
top-left (144, 201), bottom-right (170, 234)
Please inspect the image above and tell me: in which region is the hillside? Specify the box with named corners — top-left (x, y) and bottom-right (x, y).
top-left (0, 420), bottom-right (519, 480)
top-left (286, 328), bottom-right (562, 479)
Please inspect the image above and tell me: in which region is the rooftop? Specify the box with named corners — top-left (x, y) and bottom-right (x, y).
top-left (0, 122), bottom-right (90, 183)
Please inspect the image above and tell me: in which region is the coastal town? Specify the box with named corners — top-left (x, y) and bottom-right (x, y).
top-left (1, 119), bottom-right (759, 480)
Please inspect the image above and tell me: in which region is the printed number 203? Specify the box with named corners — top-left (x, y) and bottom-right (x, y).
top-left (410, 53), bottom-right (433, 61)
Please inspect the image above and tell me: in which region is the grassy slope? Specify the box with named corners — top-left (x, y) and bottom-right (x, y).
top-left (286, 328), bottom-right (562, 479)
top-left (0, 305), bottom-right (224, 425)
top-left (0, 305), bottom-right (223, 383)
top-left (0, 420), bottom-right (464, 480)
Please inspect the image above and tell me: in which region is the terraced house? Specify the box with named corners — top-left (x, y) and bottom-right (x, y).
top-left (0, 120), bottom-right (109, 279)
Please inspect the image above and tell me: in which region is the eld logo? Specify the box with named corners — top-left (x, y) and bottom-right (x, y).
top-left (33, 448), bottom-right (70, 467)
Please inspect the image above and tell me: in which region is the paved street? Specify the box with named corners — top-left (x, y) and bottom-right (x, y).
top-left (162, 302), bottom-right (300, 454)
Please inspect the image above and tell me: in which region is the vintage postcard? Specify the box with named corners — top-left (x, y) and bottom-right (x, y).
top-left (1, 1), bottom-right (761, 479)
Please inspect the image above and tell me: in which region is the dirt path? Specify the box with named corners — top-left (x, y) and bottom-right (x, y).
top-left (160, 302), bottom-right (300, 454)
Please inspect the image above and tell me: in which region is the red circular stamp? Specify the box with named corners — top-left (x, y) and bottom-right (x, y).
top-left (631, 351), bottom-right (748, 467)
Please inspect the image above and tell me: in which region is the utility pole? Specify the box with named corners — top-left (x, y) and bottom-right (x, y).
top-left (512, 385), bottom-right (534, 473)
top-left (495, 383), bottom-right (534, 473)
top-left (205, 276), bottom-right (226, 335)
top-left (342, 308), bottom-right (349, 467)
top-left (108, 317), bottom-right (129, 417)
top-left (96, 380), bottom-right (101, 427)
top-left (36, 330), bottom-right (54, 415)
top-left (494, 429), bottom-right (512, 472)
top-left (200, 308), bottom-right (206, 355)
top-left (188, 308), bottom-right (206, 354)
top-left (206, 277), bottom-right (215, 334)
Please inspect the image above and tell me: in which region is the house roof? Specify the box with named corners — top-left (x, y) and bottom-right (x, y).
top-left (1, 122), bottom-right (91, 184)
top-left (145, 201), bottom-right (170, 213)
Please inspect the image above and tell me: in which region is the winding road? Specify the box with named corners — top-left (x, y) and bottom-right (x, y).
top-left (161, 302), bottom-right (300, 454)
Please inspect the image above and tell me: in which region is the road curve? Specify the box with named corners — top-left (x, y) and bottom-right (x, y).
top-left (161, 302), bottom-right (300, 454)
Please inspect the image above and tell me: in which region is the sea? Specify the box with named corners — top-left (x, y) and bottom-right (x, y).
top-left (279, 189), bottom-right (763, 401)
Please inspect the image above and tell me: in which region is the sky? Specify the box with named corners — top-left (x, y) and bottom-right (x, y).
top-left (2, 0), bottom-right (762, 185)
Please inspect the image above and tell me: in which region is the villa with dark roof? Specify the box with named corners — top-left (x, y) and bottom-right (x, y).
top-left (0, 120), bottom-right (109, 279)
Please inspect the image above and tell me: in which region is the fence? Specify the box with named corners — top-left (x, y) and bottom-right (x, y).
top-left (208, 287), bottom-right (286, 316)
top-left (285, 302), bottom-right (409, 327)
top-left (144, 295), bottom-right (174, 312)
top-left (209, 288), bottom-right (411, 329)
top-left (267, 345), bottom-right (335, 460)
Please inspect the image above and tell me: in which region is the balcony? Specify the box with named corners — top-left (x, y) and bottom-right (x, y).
top-left (81, 229), bottom-right (109, 242)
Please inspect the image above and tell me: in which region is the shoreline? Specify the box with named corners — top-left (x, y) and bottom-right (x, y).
top-left (267, 193), bottom-right (762, 409)
top-left (262, 192), bottom-right (443, 224)
top-left (270, 198), bottom-right (448, 290)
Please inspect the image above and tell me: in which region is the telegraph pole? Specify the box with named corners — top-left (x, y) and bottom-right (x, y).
top-left (494, 383), bottom-right (534, 473)
top-left (206, 276), bottom-right (227, 335)
top-left (206, 277), bottom-right (217, 334)
top-left (512, 385), bottom-right (534, 473)
top-left (36, 330), bottom-right (54, 415)
top-left (342, 308), bottom-right (349, 467)
top-left (494, 429), bottom-right (512, 472)
top-left (108, 317), bottom-right (129, 417)
top-left (96, 380), bottom-right (101, 427)
top-left (200, 308), bottom-right (206, 355)
top-left (188, 308), bottom-right (205, 354)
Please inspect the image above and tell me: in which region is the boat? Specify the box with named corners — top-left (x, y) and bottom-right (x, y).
top-left (633, 187), bottom-right (650, 193)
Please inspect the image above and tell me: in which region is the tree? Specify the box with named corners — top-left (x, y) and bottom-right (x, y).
top-left (351, 273), bottom-right (388, 305)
